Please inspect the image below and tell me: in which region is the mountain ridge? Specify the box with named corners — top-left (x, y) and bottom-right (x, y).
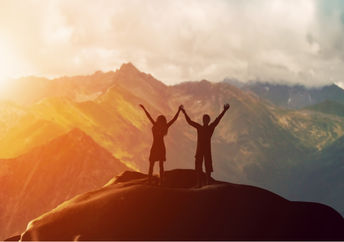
top-left (224, 79), bottom-right (344, 109)
top-left (304, 100), bottom-right (344, 117)
top-left (0, 128), bottom-right (130, 240)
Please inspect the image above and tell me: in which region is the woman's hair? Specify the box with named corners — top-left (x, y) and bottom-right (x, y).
top-left (154, 115), bottom-right (168, 136)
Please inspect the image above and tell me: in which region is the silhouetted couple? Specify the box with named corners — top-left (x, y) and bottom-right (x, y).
top-left (139, 103), bottom-right (230, 186)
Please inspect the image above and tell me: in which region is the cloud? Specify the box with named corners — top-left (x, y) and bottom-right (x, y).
top-left (0, 0), bottom-right (344, 86)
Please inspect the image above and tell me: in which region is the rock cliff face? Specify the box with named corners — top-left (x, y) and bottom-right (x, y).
top-left (20, 169), bottom-right (344, 241)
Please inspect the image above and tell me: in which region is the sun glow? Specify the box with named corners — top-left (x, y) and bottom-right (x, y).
top-left (0, 37), bottom-right (18, 89)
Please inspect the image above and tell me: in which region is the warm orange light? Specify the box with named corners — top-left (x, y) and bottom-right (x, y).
top-left (0, 37), bottom-right (17, 89)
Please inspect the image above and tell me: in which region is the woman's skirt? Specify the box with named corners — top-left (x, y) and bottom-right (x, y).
top-left (149, 141), bottom-right (166, 162)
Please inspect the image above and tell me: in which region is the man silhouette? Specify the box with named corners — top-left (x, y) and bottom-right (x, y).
top-left (181, 104), bottom-right (230, 186)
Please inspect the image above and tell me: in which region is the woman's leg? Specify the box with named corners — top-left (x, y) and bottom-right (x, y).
top-left (206, 171), bottom-right (211, 185)
top-left (148, 161), bottom-right (154, 184)
top-left (159, 160), bottom-right (164, 185)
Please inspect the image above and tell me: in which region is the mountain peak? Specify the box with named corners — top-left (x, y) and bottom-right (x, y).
top-left (61, 128), bottom-right (101, 148)
top-left (67, 127), bottom-right (88, 138)
top-left (118, 62), bottom-right (139, 73)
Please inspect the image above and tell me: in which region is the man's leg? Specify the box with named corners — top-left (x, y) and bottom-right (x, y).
top-left (159, 160), bottom-right (164, 185)
top-left (195, 155), bottom-right (203, 187)
top-left (205, 153), bottom-right (213, 185)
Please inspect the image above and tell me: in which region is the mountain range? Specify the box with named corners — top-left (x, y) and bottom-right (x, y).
top-left (224, 78), bottom-right (344, 109)
top-left (1, 63), bottom-right (344, 239)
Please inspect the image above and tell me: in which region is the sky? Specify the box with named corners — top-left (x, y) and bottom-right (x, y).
top-left (0, 0), bottom-right (344, 87)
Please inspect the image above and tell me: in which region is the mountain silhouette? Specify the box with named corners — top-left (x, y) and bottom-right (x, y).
top-left (18, 169), bottom-right (344, 241)
top-left (0, 71), bottom-right (117, 105)
top-left (0, 128), bottom-right (130, 240)
top-left (114, 62), bottom-right (170, 111)
top-left (224, 79), bottom-right (344, 109)
top-left (0, 62), bottom-right (168, 107)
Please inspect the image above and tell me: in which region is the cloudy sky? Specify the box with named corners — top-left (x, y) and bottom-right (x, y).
top-left (0, 0), bottom-right (344, 87)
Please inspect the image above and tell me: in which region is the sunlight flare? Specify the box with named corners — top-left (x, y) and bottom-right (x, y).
top-left (0, 37), bottom-right (16, 88)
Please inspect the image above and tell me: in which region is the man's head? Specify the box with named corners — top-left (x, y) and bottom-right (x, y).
top-left (202, 114), bottom-right (210, 125)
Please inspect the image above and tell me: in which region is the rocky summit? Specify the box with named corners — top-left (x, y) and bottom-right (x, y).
top-left (19, 169), bottom-right (344, 241)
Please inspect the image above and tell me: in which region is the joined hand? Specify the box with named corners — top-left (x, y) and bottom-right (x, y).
top-left (224, 103), bottom-right (230, 110)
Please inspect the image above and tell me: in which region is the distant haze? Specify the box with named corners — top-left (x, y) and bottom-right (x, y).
top-left (0, 0), bottom-right (344, 87)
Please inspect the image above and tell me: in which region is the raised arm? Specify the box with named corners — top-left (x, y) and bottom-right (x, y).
top-left (167, 105), bottom-right (182, 127)
top-left (182, 107), bottom-right (201, 128)
top-left (211, 103), bottom-right (230, 128)
top-left (139, 104), bottom-right (155, 125)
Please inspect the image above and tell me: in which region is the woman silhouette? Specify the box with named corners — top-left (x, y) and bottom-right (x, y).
top-left (139, 104), bottom-right (182, 185)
